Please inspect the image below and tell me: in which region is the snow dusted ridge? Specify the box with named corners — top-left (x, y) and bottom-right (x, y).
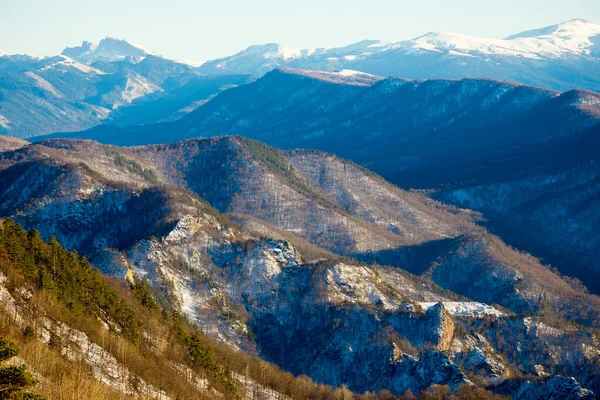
top-left (404, 19), bottom-right (600, 59)
top-left (317, 19), bottom-right (600, 60)
top-left (420, 302), bottom-right (505, 318)
top-left (61, 37), bottom-right (158, 64)
top-left (279, 67), bottom-right (384, 86)
top-left (198, 19), bottom-right (600, 77)
top-left (40, 55), bottom-right (106, 74)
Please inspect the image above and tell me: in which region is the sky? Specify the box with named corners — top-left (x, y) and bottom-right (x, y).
top-left (1, 0), bottom-right (599, 62)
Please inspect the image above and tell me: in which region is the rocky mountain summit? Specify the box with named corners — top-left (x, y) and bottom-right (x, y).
top-left (61, 37), bottom-right (153, 64)
top-left (0, 137), bottom-right (597, 398)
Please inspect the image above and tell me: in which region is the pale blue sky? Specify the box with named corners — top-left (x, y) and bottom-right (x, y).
top-left (1, 0), bottom-right (598, 62)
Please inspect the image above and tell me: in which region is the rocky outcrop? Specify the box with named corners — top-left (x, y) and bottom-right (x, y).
top-left (423, 303), bottom-right (454, 351)
top-left (452, 333), bottom-right (511, 385)
top-left (495, 376), bottom-right (595, 400)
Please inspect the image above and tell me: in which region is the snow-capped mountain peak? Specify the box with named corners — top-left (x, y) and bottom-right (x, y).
top-left (201, 43), bottom-right (302, 74)
top-left (397, 19), bottom-right (600, 59)
top-left (197, 18), bottom-right (600, 78)
top-left (62, 37), bottom-right (157, 64)
top-left (403, 19), bottom-right (600, 59)
top-left (505, 19), bottom-right (600, 40)
top-left (503, 19), bottom-right (600, 57)
top-left (236, 43), bottom-right (301, 60)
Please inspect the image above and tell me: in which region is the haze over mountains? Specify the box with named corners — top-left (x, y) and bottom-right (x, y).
top-left (0, 38), bottom-right (254, 138)
top-left (1, 16), bottom-right (600, 400)
top-left (0, 19), bottom-right (599, 139)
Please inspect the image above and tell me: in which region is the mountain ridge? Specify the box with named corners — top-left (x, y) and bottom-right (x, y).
top-left (0, 136), bottom-right (599, 398)
top-left (33, 68), bottom-right (600, 297)
top-left (195, 19), bottom-right (600, 91)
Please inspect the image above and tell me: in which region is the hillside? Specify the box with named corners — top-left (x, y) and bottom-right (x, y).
top-left (39, 68), bottom-right (600, 295)
top-left (0, 135), bottom-right (27, 152)
top-left (0, 138), bottom-right (597, 398)
top-left (0, 217), bottom-right (380, 399)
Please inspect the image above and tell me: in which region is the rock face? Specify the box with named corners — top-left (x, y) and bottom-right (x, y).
top-left (424, 303), bottom-right (454, 351)
top-left (0, 138), bottom-right (598, 397)
top-left (496, 376), bottom-right (596, 400)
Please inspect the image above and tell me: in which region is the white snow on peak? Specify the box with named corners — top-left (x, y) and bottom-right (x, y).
top-left (403, 19), bottom-right (600, 59)
top-left (202, 19), bottom-right (600, 74)
top-left (330, 39), bottom-right (391, 55)
top-left (0, 49), bottom-right (6, 57)
top-left (506, 19), bottom-right (600, 40)
top-left (302, 40), bottom-right (392, 58)
top-left (62, 37), bottom-right (159, 64)
top-left (238, 43), bottom-right (301, 60)
top-left (337, 69), bottom-right (376, 77)
top-left (208, 43), bottom-right (302, 72)
top-left (40, 55), bottom-right (105, 74)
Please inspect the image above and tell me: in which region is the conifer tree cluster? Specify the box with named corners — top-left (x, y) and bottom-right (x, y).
top-left (0, 338), bottom-right (44, 399)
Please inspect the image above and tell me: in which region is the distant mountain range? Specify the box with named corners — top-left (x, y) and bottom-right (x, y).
top-left (0, 19), bottom-right (599, 139)
top-left (197, 19), bottom-right (600, 91)
top-left (0, 39), bottom-right (254, 138)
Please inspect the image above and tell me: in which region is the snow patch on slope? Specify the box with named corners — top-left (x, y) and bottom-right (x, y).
top-left (40, 55), bottom-right (105, 74)
top-left (420, 302), bottom-right (505, 318)
top-left (0, 116), bottom-right (10, 129)
top-left (24, 71), bottom-right (63, 98)
top-left (112, 72), bottom-right (163, 108)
